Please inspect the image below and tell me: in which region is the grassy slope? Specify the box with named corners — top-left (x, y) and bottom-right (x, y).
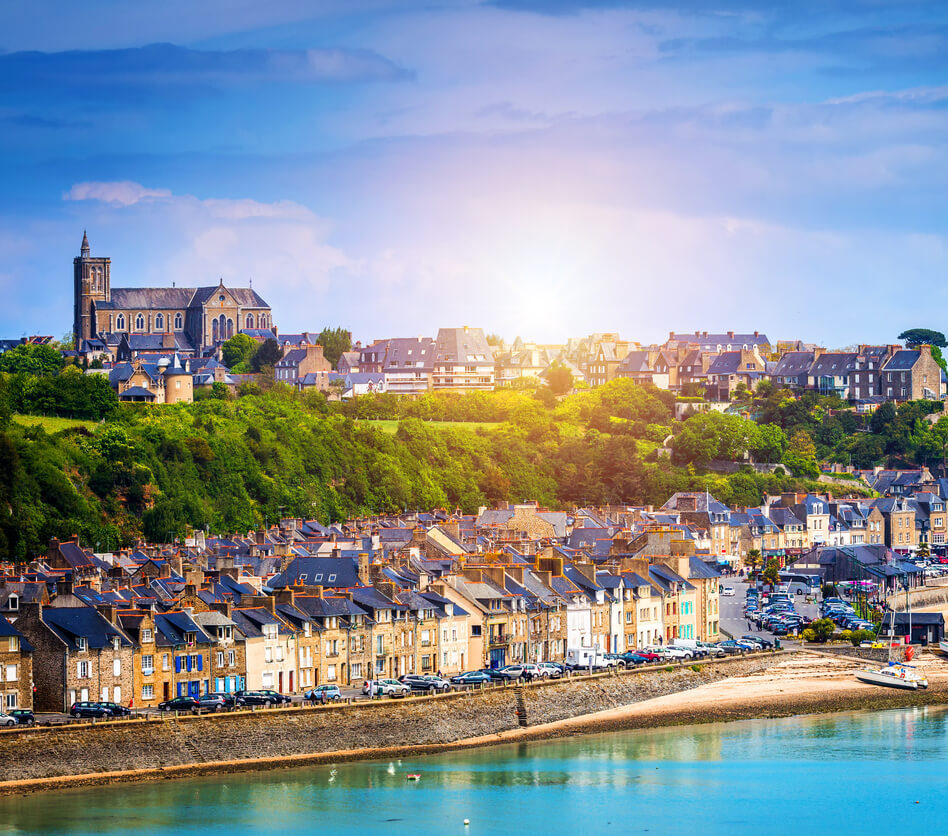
top-left (12, 414), bottom-right (97, 432)
top-left (360, 419), bottom-right (502, 435)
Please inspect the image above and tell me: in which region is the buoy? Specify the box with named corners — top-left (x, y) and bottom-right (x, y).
top-left (464, 819), bottom-right (470, 826)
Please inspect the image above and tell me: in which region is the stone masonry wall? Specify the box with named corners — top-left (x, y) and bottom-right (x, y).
top-left (0, 655), bottom-right (775, 784)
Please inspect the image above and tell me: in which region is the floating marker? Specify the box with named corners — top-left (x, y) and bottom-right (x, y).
top-left (464, 820), bottom-right (470, 826)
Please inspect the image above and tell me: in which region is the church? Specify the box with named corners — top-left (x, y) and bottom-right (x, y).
top-left (73, 232), bottom-right (273, 355)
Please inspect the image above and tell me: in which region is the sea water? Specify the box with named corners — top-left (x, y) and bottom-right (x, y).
top-left (3, 707), bottom-right (947, 835)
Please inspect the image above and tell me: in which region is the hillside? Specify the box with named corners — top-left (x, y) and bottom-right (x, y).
top-left (0, 380), bottom-right (879, 561)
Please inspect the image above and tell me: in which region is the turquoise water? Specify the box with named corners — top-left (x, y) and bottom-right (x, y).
top-left (3, 707), bottom-right (948, 835)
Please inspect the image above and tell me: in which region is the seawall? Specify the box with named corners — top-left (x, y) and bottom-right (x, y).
top-left (0, 655), bottom-right (776, 793)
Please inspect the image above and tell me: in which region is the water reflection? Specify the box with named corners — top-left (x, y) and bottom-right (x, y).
top-left (3, 707), bottom-right (948, 835)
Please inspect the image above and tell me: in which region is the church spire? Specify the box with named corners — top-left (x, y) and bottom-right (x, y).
top-left (80, 230), bottom-right (90, 257)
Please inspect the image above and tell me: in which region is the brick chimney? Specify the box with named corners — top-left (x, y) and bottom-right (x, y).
top-left (358, 553), bottom-right (371, 586)
top-left (96, 603), bottom-right (117, 624)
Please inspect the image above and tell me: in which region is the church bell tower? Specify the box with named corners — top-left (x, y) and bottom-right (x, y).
top-left (73, 231), bottom-right (111, 348)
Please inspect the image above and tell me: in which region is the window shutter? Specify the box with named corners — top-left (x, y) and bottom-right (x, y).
top-left (186, 655), bottom-right (193, 672)
top-left (175, 656), bottom-right (182, 674)
top-left (197, 655), bottom-right (203, 672)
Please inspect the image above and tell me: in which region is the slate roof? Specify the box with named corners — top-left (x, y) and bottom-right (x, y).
top-left (434, 327), bottom-right (493, 363)
top-left (267, 557), bottom-right (360, 590)
top-left (884, 350), bottom-right (920, 371)
top-left (809, 353), bottom-right (857, 376)
top-left (0, 614), bottom-right (32, 651)
top-left (41, 606), bottom-right (132, 649)
top-left (771, 351), bottom-right (815, 376)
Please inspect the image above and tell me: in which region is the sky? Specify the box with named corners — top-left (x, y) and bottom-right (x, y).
top-left (1, 0), bottom-right (947, 347)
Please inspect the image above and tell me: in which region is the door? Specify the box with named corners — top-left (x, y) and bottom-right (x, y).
top-left (278, 671), bottom-right (283, 693)
top-left (114, 686), bottom-right (121, 705)
top-left (163, 682), bottom-right (170, 700)
top-left (288, 671), bottom-right (294, 692)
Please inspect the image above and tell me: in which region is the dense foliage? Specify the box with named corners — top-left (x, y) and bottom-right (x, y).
top-left (0, 379), bottom-right (869, 561)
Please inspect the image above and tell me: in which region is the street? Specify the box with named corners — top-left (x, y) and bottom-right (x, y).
top-left (718, 579), bottom-right (819, 642)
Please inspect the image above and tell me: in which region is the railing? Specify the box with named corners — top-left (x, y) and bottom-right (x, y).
top-left (489, 634), bottom-right (509, 647)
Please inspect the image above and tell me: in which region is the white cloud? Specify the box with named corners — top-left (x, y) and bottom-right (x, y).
top-left (62, 181), bottom-right (351, 321)
top-left (64, 181), bottom-right (172, 206)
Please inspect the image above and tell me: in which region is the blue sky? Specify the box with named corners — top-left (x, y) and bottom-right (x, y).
top-left (1, 0), bottom-right (947, 346)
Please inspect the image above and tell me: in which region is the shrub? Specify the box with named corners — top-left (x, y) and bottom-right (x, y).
top-left (840, 629), bottom-right (852, 644)
top-left (801, 628), bottom-right (817, 643)
top-left (850, 629), bottom-right (875, 647)
top-left (804, 618), bottom-right (836, 643)
top-left (690, 664), bottom-right (702, 673)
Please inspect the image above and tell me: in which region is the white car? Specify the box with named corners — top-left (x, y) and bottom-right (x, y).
top-left (363, 679), bottom-right (410, 697)
top-left (662, 645), bottom-right (694, 660)
top-left (722, 586), bottom-right (736, 596)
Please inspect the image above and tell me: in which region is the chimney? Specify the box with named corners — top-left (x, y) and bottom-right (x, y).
top-left (163, 331), bottom-right (175, 349)
top-left (96, 603), bottom-right (117, 624)
top-left (575, 563), bottom-right (597, 584)
top-left (358, 553), bottom-right (371, 586)
top-left (275, 589), bottom-right (296, 606)
top-left (210, 600), bottom-right (233, 618)
top-left (56, 576), bottom-right (73, 597)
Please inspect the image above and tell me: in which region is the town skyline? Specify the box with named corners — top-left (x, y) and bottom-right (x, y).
top-left (1, 1), bottom-right (947, 344)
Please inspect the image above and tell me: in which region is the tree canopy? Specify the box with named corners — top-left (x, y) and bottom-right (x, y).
top-left (316, 327), bottom-right (352, 369)
top-left (899, 328), bottom-right (946, 348)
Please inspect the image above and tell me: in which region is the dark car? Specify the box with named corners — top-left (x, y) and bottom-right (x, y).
top-left (715, 641), bottom-right (746, 655)
top-left (480, 667), bottom-right (521, 682)
top-left (236, 689), bottom-right (291, 706)
top-left (451, 671), bottom-right (492, 686)
top-left (202, 691), bottom-right (240, 709)
top-left (8, 709), bottom-right (35, 726)
top-left (97, 701), bottom-right (132, 717)
top-left (70, 701), bottom-right (110, 718)
top-left (158, 696), bottom-right (199, 712)
top-left (399, 674), bottom-right (452, 693)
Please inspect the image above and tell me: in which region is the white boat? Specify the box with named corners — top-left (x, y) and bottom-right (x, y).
top-left (855, 666), bottom-right (918, 690)
top-left (938, 639), bottom-right (948, 655)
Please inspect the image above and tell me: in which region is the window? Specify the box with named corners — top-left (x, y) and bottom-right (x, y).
top-left (113, 637), bottom-right (121, 651)
top-left (113, 658), bottom-right (121, 677)
top-left (116, 314), bottom-right (125, 330)
top-left (155, 313), bottom-right (164, 330)
top-left (275, 646), bottom-right (283, 662)
top-left (5, 665), bottom-right (16, 682)
top-left (216, 651), bottom-right (224, 667)
top-left (327, 664), bottom-right (337, 681)
top-left (8, 596), bottom-right (17, 611)
top-left (135, 313), bottom-right (145, 331)
top-left (328, 574), bottom-right (336, 583)
top-left (77, 661), bottom-right (91, 678)
top-left (76, 638), bottom-right (87, 652)
top-left (351, 663), bottom-right (362, 678)
top-left (142, 684), bottom-right (154, 700)
top-left (246, 313), bottom-right (255, 328)
top-left (265, 647), bottom-right (273, 663)
top-left (7, 637), bottom-right (17, 652)
top-left (162, 654), bottom-right (170, 671)
top-left (141, 655), bottom-right (154, 674)
top-left (142, 628), bottom-right (153, 643)
top-left (228, 650), bottom-right (236, 667)
top-left (5, 694), bottom-right (16, 709)
top-left (174, 313), bottom-right (183, 330)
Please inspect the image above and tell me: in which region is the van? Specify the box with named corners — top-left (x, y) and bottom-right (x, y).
top-left (670, 638), bottom-right (706, 658)
top-left (565, 647), bottom-right (610, 670)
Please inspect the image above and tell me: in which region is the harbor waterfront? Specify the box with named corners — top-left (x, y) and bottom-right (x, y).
top-left (3, 707), bottom-right (948, 835)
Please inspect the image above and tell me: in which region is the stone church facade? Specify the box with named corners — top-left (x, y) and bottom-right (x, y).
top-left (73, 232), bottom-right (273, 354)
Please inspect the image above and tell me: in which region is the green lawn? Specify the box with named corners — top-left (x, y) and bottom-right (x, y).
top-left (361, 419), bottom-right (502, 435)
top-left (12, 414), bottom-right (98, 432)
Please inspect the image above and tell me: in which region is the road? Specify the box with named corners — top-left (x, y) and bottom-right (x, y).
top-left (719, 579), bottom-right (819, 643)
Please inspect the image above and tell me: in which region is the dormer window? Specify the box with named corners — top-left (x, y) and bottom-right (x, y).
top-left (8, 595), bottom-right (17, 611)
top-left (76, 638), bottom-right (87, 652)
top-left (328, 574), bottom-right (337, 583)
top-left (113, 636), bottom-right (121, 651)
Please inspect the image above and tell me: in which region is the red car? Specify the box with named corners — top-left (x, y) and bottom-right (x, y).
top-left (632, 650), bottom-right (662, 662)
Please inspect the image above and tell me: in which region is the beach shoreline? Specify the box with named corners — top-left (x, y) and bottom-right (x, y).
top-left (4, 651), bottom-right (947, 796)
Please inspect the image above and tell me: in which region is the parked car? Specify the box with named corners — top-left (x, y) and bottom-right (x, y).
top-left (363, 679), bottom-right (409, 697)
top-left (158, 696), bottom-right (199, 712)
top-left (715, 641), bottom-right (746, 655)
top-left (195, 694), bottom-right (227, 711)
top-left (97, 701), bottom-right (132, 717)
top-left (521, 664), bottom-right (545, 680)
top-left (70, 701), bottom-right (110, 718)
top-left (306, 684), bottom-right (344, 702)
top-left (632, 650), bottom-right (663, 663)
top-left (400, 674), bottom-right (451, 692)
top-left (536, 662), bottom-right (564, 678)
top-left (721, 586), bottom-right (736, 596)
top-left (236, 689), bottom-right (292, 706)
top-left (8, 709), bottom-right (35, 726)
top-left (450, 671), bottom-right (492, 686)
top-left (481, 667), bottom-right (521, 681)
top-left (0, 711), bottom-right (17, 727)
top-left (203, 691), bottom-right (240, 709)
top-left (661, 645), bottom-right (694, 660)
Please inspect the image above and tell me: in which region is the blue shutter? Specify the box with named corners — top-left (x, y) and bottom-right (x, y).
top-left (175, 656), bottom-right (182, 673)
top-left (186, 655), bottom-right (193, 672)
top-left (197, 655), bottom-right (203, 672)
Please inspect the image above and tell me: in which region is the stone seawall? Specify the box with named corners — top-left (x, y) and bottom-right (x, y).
top-left (803, 645), bottom-right (890, 662)
top-left (0, 655), bottom-right (775, 791)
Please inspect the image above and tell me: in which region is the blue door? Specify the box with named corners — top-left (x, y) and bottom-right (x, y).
top-left (489, 648), bottom-right (506, 669)
top-left (188, 681), bottom-right (200, 697)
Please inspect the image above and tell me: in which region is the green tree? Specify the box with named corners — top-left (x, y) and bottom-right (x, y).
top-left (745, 548), bottom-right (762, 573)
top-left (251, 338), bottom-right (283, 372)
top-left (870, 401), bottom-right (896, 435)
top-left (316, 327), bottom-right (352, 369)
top-left (222, 333), bottom-right (258, 369)
top-left (805, 618), bottom-right (836, 643)
top-left (762, 557), bottom-right (780, 587)
top-left (0, 344), bottom-right (64, 376)
top-left (546, 363), bottom-right (574, 396)
top-left (899, 328), bottom-right (946, 348)
top-left (749, 423), bottom-right (788, 463)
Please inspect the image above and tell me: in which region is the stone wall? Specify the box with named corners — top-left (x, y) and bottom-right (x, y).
top-left (0, 655), bottom-right (776, 786)
top-left (803, 644), bottom-right (889, 662)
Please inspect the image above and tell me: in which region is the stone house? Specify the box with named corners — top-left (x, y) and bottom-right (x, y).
top-left (275, 344), bottom-right (332, 391)
top-left (17, 602), bottom-right (134, 711)
top-left (704, 348), bottom-right (768, 401)
top-left (431, 326), bottom-right (495, 391)
top-left (232, 603), bottom-right (298, 693)
top-left (191, 607), bottom-right (247, 696)
top-left (881, 346), bottom-right (944, 401)
top-left (875, 497), bottom-right (918, 552)
top-left (294, 593), bottom-right (353, 687)
top-left (0, 615), bottom-right (33, 711)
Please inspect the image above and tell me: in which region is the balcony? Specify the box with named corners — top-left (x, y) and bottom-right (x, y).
top-left (488, 634), bottom-right (509, 648)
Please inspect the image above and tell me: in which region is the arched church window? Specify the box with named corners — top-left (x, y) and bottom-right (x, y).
top-left (116, 314), bottom-right (125, 331)
top-left (227, 319), bottom-right (234, 339)
top-left (245, 313), bottom-right (254, 329)
top-left (155, 313), bottom-right (164, 330)
top-left (174, 313), bottom-right (183, 330)
top-left (212, 319), bottom-right (219, 343)
top-left (135, 314), bottom-right (145, 331)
